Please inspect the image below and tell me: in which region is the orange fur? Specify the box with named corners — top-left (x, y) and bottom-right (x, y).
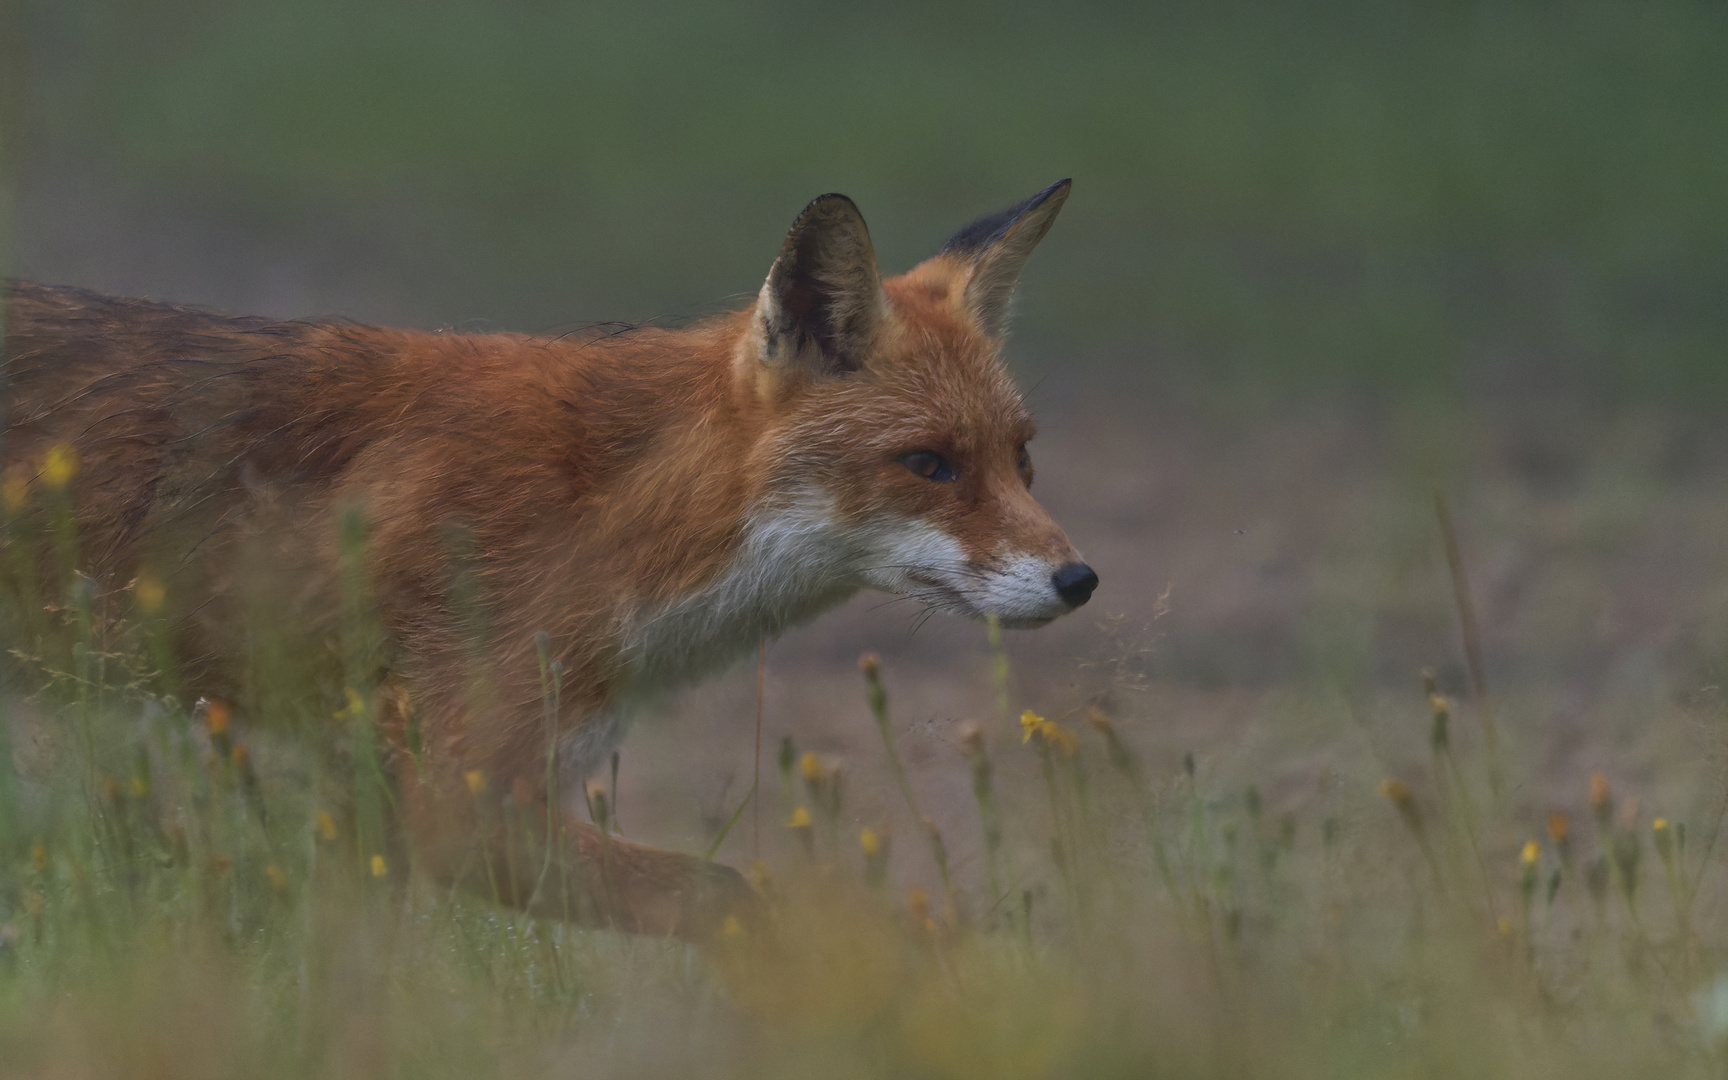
top-left (1, 182), bottom-right (1093, 938)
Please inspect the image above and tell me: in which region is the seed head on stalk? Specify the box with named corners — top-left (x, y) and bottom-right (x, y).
top-left (1379, 779), bottom-right (1444, 887)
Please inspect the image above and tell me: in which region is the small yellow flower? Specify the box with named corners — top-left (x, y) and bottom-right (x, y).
top-left (39, 444), bottom-right (79, 490)
top-left (1379, 778), bottom-right (1413, 809)
top-left (370, 854), bottom-right (387, 878)
top-left (1042, 722), bottom-right (1079, 757)
top-left (1547, 810), bottom-right (1570, 846)
top-left (129, 776), bottom-right (148, 798)
top-left (907, 885), bottom-right (930, 921)
top-left (1, 465), bottom-right (30, 512)
top-left (1590, 771), bottom-right (1612, 819)
top-left (720, 915), bottom-right (745, 939)
top-left (1019, 710), bottom-right (1079, 756)
top-left (787, 806), bottom-right (812, 829)
top-left (31, 844), bottom-right (47, 873)
top-left (860, 827), bottom-right (881, 857)
top-left (1520, 840), bottom-right (1539, 867)
top-left (799, 751), bottom-right (824, 784)
top-left (464, 769), bottom-right (487, 796)
top-left (134, 575), bottom-right (166, 615)
top-left (1653, 817), bottom-right (1676, 859)
top-left (1496, 917), bottom-right (1512, 937)
top-left (340, 686), bottom-right (367, 720)
top-left (315, 811), bottom-right (339, 842)
top-left (265, 864), bottom-right (289, 893)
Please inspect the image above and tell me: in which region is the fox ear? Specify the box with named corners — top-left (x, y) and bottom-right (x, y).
top-left (753, 194), bottom-right (888, 376)
top-left (942, 179), bottom-right (1071, 337)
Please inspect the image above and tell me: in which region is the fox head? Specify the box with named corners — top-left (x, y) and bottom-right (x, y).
top-left (737, 180), bottom-right (1096, 629)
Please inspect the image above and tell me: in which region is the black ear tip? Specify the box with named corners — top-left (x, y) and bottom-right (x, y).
top-left (1034, 178), bottom-right (1073, 206)
top-left (796, 193), bottom-right (864, 225)
top-left (941, 180), bottom-right (1073, 257)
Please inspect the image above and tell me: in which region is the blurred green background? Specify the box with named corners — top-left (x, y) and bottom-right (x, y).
top-left (7, 0), bottom-right (1727, 397)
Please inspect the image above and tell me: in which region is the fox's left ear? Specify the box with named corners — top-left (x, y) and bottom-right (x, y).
top-left (941, 179), bottom-right (1071, 337)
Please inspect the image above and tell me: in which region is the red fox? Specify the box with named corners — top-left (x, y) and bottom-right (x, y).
top-left (1, 180), bottom-right (1095, 938)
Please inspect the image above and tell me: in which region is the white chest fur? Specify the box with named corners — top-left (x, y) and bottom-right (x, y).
top-left (618, 492), bottom-right (868, 691)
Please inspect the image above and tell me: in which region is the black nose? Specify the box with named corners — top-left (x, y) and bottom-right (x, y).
top-left (1051, 562), bottom-right (1099, 608)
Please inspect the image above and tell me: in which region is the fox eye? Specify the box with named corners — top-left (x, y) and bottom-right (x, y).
top-left (898, 450), bottom-right (957, 483)
top-left (1016, 445), bottom-right (1031, 472)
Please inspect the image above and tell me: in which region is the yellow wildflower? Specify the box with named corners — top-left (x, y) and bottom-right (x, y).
top-left (464, 769), bottom-right (487, 796)
top-left (908, 885), bottom-right (930, 921)
top-left (134, 575), bottom-right (166, 614)
top-left (1547, 810), bottom-right (1569, 846)
top-left (1019, 710), bottom-right (1078, 756)
top-left (800, 751), bottom-right (824, 784)
top-left (1042, 722), bottom-right (1079, 757)
top-left (40, 444), bottom-right (79, 490)
top-left (1653, 817), bottom-right (1675, 861)
top-left (1379, 778), bottom-right (1413, 809)
top-left (860, 827), bottom-right (881, 857)
top-left (265, 864), bottom-right (289, 893)
top-left (1520, 840), bottom-right (1539, 867)
top-left (370, 854), bottom-right (387, 878)
top-left (315, 811), bottom-right (339, 842)
top-left (1590, 771), bottom-right (1612, 828)
top-left (787, 806), bottom-right (812, 829)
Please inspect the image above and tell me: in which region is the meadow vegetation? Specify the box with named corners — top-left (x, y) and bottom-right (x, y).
top-left (7, 1), bottom-right (1728, 1074)
top-left (2, 435), bottom-right (1728, 1079)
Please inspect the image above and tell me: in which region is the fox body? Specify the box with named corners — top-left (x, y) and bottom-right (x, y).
top-left (2, 181), bottom-right (1094, 936)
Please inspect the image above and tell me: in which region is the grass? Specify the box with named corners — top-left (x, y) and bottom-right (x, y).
top-left (8, 3), bottom-right (1727, 1066)
top-left (4, 441), bottom-right (1728, 1078)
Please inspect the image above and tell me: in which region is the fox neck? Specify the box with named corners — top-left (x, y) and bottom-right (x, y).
top-left (616, 488), bottom-right (867, 691)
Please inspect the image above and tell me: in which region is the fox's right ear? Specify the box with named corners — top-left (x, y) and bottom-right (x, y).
top-left (751, 194), bottom-right (887, 377)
